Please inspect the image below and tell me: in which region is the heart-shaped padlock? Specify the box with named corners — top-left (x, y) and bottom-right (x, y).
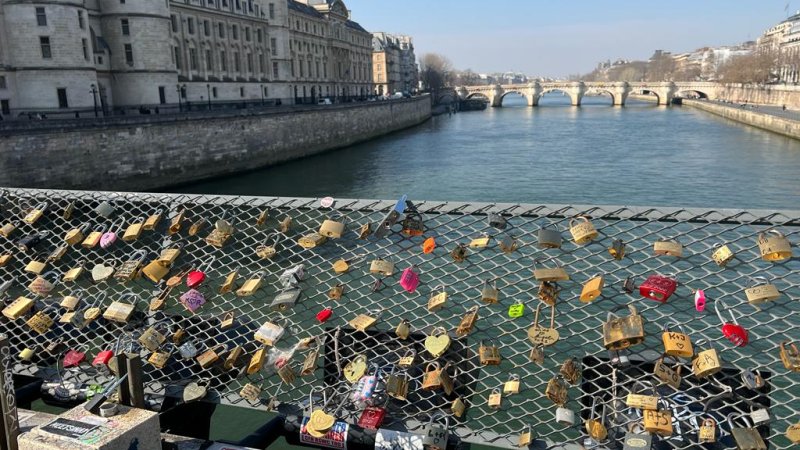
top-left (343, 355), bottom-right (368, 383)
top-left (186, 270), bottom-right (205, 289)
top-left (424, 327), bottom-right (451, 358)
top-left (183, 379), bottom-right (209, 402)
top-left (309, 409), bottom-right (336, 434)
top-left (99, 231), bottom-right (117, 249)
top-left (91, 264), bottom-right (114, 282)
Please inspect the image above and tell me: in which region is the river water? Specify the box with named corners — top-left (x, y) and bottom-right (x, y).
top-left (177, 94), bottom-right (800, 211)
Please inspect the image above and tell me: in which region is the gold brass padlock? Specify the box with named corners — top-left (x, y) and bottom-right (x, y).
top-left (478, 339), bottom-right (501, 366)
top-left (143, 208), bottom-right (163, 231)
top-left (729, 414), bottom-right (766, 450)
top-left (156, 242), bottom-right (184, 267)
top-left (26, 309), bottom-right (55, 334)
top-left (626, 380), bottom-right (658, 410)
top-left (528, 304), bottom-right (560, 346)
top-left (23, 202), bottom-right (47, 225)
top-left (319, 216), bottom-right (346, 239)
top-left (532, 258), bottom-right (569, 282)
top-left (297, 232), bottom-right (327, 249)
top-left (277, 364), bottom-right (296, 385)
top-left (256, 233), bottom-right (280, 260)
top-left (219, 269), bottom-right (239, 295)
top-left (421, 362), bottom-right (443, 391)
top-left (787, 422), bottom-right (800, 444)
top-left (481, 278), bottom-right (499, 304)
top-left (349, 310), bottom-right (381, 332)
top-left (744, 277), bottom-right (781, 305)
top-left (653, 238), bottom-right (683, 257)
top-left (248, 347), bottom-right (267, 375)
top-left (64, 223), bottom-right (90, 246)
top-left (0, 253), bottom-right (13, 267)
top-left (188, 217), bottom-right (206, 236)
top-left (455, 305), bottom-right (479, 337)
top-left (517, 425), bottom-right (533, 448)
top-left (148, 347), bottom-right (172, 369)
top-left (239, 383), bottom-right (262, 402)
top-left (168, 208), bottom-right (186, 235)
top-left (328, 283), bottom-right (345, 300)
top-left (301, 346), bottom-right (320, 376)
top-left (3, 296), bottom-right (35, 320)
top-left (236, 271), bottom-right (265, 297)
top-left (603, 304), bottom-right (645, 350)
top-left (608, 238), bottom-right (625, 260)
top-left (757, 229), bottom-right (792, 262)
top-left (19, 347), bottom-right (35, 362)
top-left (537, 281), bottom-right (560, 306)
top-left (653, 355), bottom-right (682, 389)
top-left (545, 375), bottom-right (569, 406)
top-left (699, 418), bottom-right (717, 443)
top-left (585, 397), bottom-right (608, 441)
top-left (220, 311), bottom-right (235, 330)
top-left (780, 341), bottom-right (800, 372)
top-left (369, 258), bottom-right (394, 276)
top-left (428, 285), bottom-right (448, 312)
top-left (691, 341), bottom-right (722, 378)
top-left (499, 234), bottom-right (519, 253)
top-left (62, 260), bottom-right (87, 282)
top-left (711, 243), bottom-right (735, 267)
top-left (395, 318), bottom-right (411, 340)
top-left (47, 244), bottom-right (68, 262)
top-left (81, 224), bottom-right (107, 249)
top-left (560, 357), bottom-right (581, 385)
top-left (487, 388), bottom-right (502, 409)
top-left (643, 399), bottom-right (673, 437)
top-left (197, 344), bottom-right (227, 369)
top-left (469, 234), bottom-right (491, 249)
top-left (142, 259), bottom-right (170, 283)
top-left (24, 259), bottom-right (47, 275)
top-left (28, 271), bottom-right (58, 296)
top-left (398, 349), bottom-right (416, 368)
top-left (662, 322), bottom-right (693, 358)
top-left (569, 215), bottom-right (598, 245)
top-left (343, 354), bottom-right (368, 383)
top-left (122, 217), bottom-right (146, 242)
top-left (580, 274), bottom-right (604, 303)
top-left (529, 344), bottom-right (545, 364)
top-left (103, 292), bottom-right (138, 323)
top-left (0, 222), bottom-right (18, 238)
top-left (503, 374), bottom-right (520, 394)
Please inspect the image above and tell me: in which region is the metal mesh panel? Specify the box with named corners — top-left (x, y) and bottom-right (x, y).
top-left (0, 188), bottom-right (798, 449)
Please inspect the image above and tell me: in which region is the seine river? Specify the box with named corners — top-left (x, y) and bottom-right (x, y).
top-left (178, 94), bottom-right (800, 211)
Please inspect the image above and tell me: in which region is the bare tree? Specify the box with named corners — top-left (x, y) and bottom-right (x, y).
top-left (419, 53), bottom-right (454, 91)
top-left (717, 48), bottom-right (778, 84)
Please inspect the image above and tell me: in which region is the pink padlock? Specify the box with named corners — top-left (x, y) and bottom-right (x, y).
top-left (694, 289), bottom-right (706, 312)
top-left (100, 219), bottom-right (123, 249)
top-left (399, 266), bottom-right (420, 293)
top-left (179, 289), bottom-right (206, 313)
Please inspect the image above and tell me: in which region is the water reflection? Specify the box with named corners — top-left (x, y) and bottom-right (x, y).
top-left (176, 94), bottom-right (800, 210)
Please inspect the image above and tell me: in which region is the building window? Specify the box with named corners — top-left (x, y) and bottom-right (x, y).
top-left (171, 15), bottom-right (178, 32)
top-left (232, 25), bottom-right (238, 40)
top-left (1, 100), bottom-right (9, 116)
top-left (36, 7), bottom-right (46, 26)
top-left (187, 18), bottom-right (194, 34)
top-left (204, 20), bottom-right (210, 36)
top-left (124, 44), bottom-right (134, 65)
top-left (40, 37), bottom-right (51, 59)
top-left (247, 53), bottom-right (252, 72)
top-left (259, 54), bottom-right (264, 73)
top-left (240, 87), bottom-right (244, 97)
top-left (220, 50), bottom-right (227, 71)
top-left (245, 27), bottom-right (250, 42)
top-left (174, 46), bottom-right (181, 69)
top-left (272, 61), bottom-right (279, 78)
top-left (78, 11), bottom-right (85, 29)
top-left (57, 88), bottom-right (68, 108)
top-left (257, 29), bottom-right (263, 43)
top-left (299, 59), bottom-right (303, 77)
top-left (189, 48), bottom-right (197, 70)
top-left (263, 86), bottom-right (268, 97)
top-left (120, 0), bottom-right (125, 3)
top-left (222, 0), bottom-right (228, 6)
top-left (159, 86), bottom-right (166, 104)
top-left (206, 49), bottom-right (213, 70)
top-left (234, 52), bottom-right (240, 71)
top-left (121, 19), bottom-right (130, 36)
top-left (0, 76), bottom-right (6, 89)
top-left (269, 3), bottom-right (275, 19)
top-left (218, 22), bottom-right (225, 38)
top-left (212, 87), bottom-right (218, 98)
top-left (82, 38), bottom-right (88, 60)
top-left (270, 37), bottom-right (277, 54)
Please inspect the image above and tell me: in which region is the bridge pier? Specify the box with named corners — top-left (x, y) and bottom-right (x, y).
top-left (490, 84), bottom-right (504, 107)
top-left (611, 82), bottom-right (629, 106)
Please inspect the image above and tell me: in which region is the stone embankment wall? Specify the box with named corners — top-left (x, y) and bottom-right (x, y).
top-left (716, 84), bottom-right (800, 109)
top-left (683, 99), bottom-right (800, 140)
top-left (0, 96), bottom-right (431, 191)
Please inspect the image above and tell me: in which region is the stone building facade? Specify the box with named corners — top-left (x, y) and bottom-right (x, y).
top-left (371, 32), bottom-right (416, 95)
top-left (0, 0), bottom-right (374, 118)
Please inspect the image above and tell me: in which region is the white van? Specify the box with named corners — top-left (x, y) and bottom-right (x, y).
top-left (317, 98), bottom-right (332, 105)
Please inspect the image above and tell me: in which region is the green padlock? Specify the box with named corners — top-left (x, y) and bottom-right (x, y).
top-left (508, 301), bottom-right (525, 318)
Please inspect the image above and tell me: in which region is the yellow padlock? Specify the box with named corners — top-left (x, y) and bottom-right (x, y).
top-left (757, 229), bottom-right (792, 262)
top-left (236, 271), bottom-right (265, 297)
top-left (580, 275), bottom-right (604, 303)
top-left (569, 216), bottom-right (598, 244)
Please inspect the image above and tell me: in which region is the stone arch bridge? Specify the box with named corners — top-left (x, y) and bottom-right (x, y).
top-left (459, 81), bottom-right (720, 107)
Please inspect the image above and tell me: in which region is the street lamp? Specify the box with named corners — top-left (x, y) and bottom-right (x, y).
top-left (206, 84), bottom-right (211, 110)
top-left (90, 84), bottom-right (98, 117)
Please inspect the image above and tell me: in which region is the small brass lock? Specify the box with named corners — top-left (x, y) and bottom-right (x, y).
top-left (0, 222), bottom-right (18, 238)
top-left (559, 357), bottom-right (581, 385)
top-left (224, 346), bottom-right (243, 370)
top-left (626, 380), bottom-right (658, 410)
top-left (580, 274), bottom-right (604, 303)
top-left (395, 318), bottom-right (411, 340)
top-left (248, 348), bottom-right (266, 375)
top-left (343, 354), bottom-right (368, 383)
top-left (653, 238), bottom-right (683, 257)
top-left (386, 368), bottom-right (409, 400)
top-left (148, 347), bottom-right (172, 370)
top-left (517, 425), bottom-right (533, 448)
top-left (0, 253), bottom-right (13, 267)
top-left (603, 304), bottom-right (645, 350)
top-left (428, 286), bottom-right (448, 312)
top-left (114, 250), bottom-right (148, 282)
top-left (585, 397), bottom-right (608, 441)
top-left (328, 283), bottom-right (345, 300)
top-left (64, 223), bottom-right (90, 246)
top-left (481, 278), bottom-right (499, 304)
top-left (499, 234), bottom-right (519, 253)
top-left (143, 208), bottom-right (163, 231)
top-left (478, 339), bottom-right (501, 366)
top-left (220, 311), bottom-right (235, 330)
top-left (239, 383), bottom-right (262, 402)
top-left (81, 224), bottom-right (108, 249)
top-left (503, 374), bottom-right (520, 394)
top-left (451, 397), bottom-right (467, 418)
top-left (122, 217), bottom-right (146, 242)
top-left (348, 310), bottom-right (380, 332)
top-left (537, 223), bottom-right (562, 249)
top-left (691, 340), bottom-right (722, 378)
top-left (236, 271), bottom-right (265, 297)
top-left (197, 344), bottom-right (227, 369)
top-left (608, 238), bottom-right (625, 260)
top-left (301, 346), bottom-right (320, 376)
top-left (253, 319), bottom-right (285, 346)
top-left (168, 208), bottom-right (186, 235)
top-left (757, 229), bottom-right (792, 262)
top-left (662, 322), bottom-right (693, 358)
top-left (455, 305), bottom-right (479, 337)
top-left (698, 418), bottom-right (717, 443)
top-left (450, 243), bottom-right (467, 262)
top-left (728, 413), bottom-right (766, 450)
top-left (711, 243), bottom-right (735, 267)
top-left (47, 244), bottom-right (67, 262)
top-left (219, 269), bottom-right (239, 294)
top-left (744, 276), bottom-right (781, 305)
top-left (545, 375), bottom-right (569, 406)
top-left (532, 258), bottom-right (569, 282)
top-left (23, 202), bottom-right (47, 225)
top-left (653, 355), bottom-right (682, 389)
top-left (487, 388), bottom-right (502, 409)
top-left (369, 258), bottom-right (394, 276)
top-left (469, 234), bottom-right (491, 249)
top-left (102, 292), bottom-right (138, 323)
top-left (569, 215), bottom-right (598, 245)
top-left (24, 259), bottom-right (47, 275)
top-left (256, 233), bottom-right (281, 260)
top-left (537, 281), bottom-right (560, 306)
top-left (421, 362), bottom-right (443, 391)
top-left (277, 364), bottom-right (296, 385)
top-left (298, 232), bottom-right (328, 249)
top-left (397, 349), bottom-right (416, 368)
top-left (643, 399), bottom-right (673, 437)
top-left (780, 341), bottom-right (800, 372)
top-left (26, 309), bottom-right (55, 335)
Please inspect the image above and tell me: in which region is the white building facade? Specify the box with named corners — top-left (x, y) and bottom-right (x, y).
top-left (0, 0), bottom-right (372, 119)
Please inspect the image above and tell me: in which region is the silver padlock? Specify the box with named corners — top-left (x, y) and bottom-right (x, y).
top-left (609, 350), bottom-right (630, 367)
top-left (270, 287), bottom-right (301, 312)
top-left (741, 368), bottom-right (765, 390)
top-left (750, 405), bottom-right (770, 425)
top-left (178, 340), bottom-right (200, 359)
top-left (421, 412), bottom-right (449, 450)
top-left (94, 201), bottom-right (115, 219)
top-left (556, 406), bottom-right (575, 426)
top-left (278, 264), bottom-right (305, 288)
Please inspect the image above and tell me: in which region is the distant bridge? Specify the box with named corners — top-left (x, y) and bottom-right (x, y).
top-left (458, 81), bottom-right (721, 107)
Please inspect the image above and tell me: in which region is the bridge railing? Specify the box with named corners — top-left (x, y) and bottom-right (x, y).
top-left (0, 187), bottom-right (798, 449)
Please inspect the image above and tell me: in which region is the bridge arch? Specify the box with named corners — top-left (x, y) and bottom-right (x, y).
top-left (539, 88), bottom-right (580, 106)
top-left (500, 90), bottom-right (529, 106)
top-left (629, 89), bottom-right (662, 105)
top-left (674, 89), bottom-right (709, 100)
top-left (466, 92), bottom-right (491, 102)
top-left (582, 89), bottom-right (616, 106)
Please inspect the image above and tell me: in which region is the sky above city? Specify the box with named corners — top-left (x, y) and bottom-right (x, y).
top-left (344, 0), bottom-right (794, 76)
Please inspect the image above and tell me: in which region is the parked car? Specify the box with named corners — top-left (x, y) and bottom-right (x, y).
top-left (317, 98), bottom-right (332, 105)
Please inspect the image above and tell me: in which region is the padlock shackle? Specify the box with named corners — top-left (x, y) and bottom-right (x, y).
top-left (760, 228), bottom-right (786, 239)
top-left (713, 297), bottom-right (738, 325)
top-left (727, 412), bottom-right (754, 429)
top-left (747, 276), bottom-right (771, 288)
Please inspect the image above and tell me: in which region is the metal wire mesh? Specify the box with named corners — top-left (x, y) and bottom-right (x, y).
top-left (0, 188), bottom-right (798, 449)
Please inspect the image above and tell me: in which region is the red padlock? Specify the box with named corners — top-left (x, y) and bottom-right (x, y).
top-left (186, 257), bottom-right (215, 289)
top-left (63, 349), bottom-right (86, 368)
top-left (715, 298), bottom-right (748, 347)
top-left (92, 350), bottom-right (114, 366)
top-left (316, 307), bottom-right (333, 323)
top-left (357, 405), bottom-right (387, 430)
top-left (639, 274), bottom-right (677, 303)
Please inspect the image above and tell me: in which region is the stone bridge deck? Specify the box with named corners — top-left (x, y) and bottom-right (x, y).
top-left (459, 81), bottom-right (721, 106)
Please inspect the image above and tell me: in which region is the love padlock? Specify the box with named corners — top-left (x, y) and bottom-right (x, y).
top-left (399, 266), bottom-right (420, 293)
top-left (179, 289), bottom-right (206, 313)
top-left (715, 297), bottom-right (748, 347)
top-left (187, 256), bottom-right (215, 289)
top-left (639, 274), bottom-right (677, 303)
top-left (316, 307), bottom-right (333, 323)
top-left (63, 349), bottom-right (86, 368)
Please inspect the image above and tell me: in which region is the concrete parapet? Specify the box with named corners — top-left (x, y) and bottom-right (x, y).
top-left (683, 99), bottom-right (800, 140)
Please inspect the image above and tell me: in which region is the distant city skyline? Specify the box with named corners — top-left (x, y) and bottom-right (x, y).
top-left (345, 0), bottom-right (795, 77)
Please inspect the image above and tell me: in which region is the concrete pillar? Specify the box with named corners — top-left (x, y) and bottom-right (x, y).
top-left (490, 84), bottom-right (504, 107)
top-left (654, 82), bottom-right (677, 106)
top-left (568, 81), bottom-right (585, 106)
top-left (527, 82), bottom-right (542, 106)
top-left (611, 81), bottom-right (630, 106)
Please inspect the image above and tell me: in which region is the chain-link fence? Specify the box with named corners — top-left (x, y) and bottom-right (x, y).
top-left (0, 188), bottom-right (798, 449)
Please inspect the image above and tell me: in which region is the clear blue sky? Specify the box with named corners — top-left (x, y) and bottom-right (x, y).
top-left (344, 0), bottom-right (793, 76)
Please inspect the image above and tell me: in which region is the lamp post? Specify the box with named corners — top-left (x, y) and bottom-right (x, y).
top-left (206, 84), bottom-right (211, 110)
top-left (90, 84), bottom-right (98, 117)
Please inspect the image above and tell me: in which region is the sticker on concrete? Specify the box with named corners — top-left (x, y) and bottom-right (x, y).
top-left (375, 429), bottom-right (424, 450)
top-left (40, 417), bottom-right (100, 439)
top-left (299, 417), bottom-right (347, 449)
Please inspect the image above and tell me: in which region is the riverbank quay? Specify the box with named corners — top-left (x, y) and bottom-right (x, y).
top-left (0, 95), bottom-right (431, 192)
top-left (682, 98), bottom-right (800, 140)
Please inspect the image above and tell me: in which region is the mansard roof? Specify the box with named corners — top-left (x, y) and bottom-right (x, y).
top-left (288, 0), bottom-right (325, 18)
